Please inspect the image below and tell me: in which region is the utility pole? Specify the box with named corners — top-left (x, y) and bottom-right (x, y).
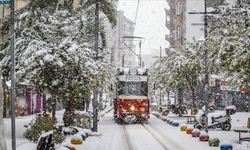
top-left (188, 0), bottom-right (209, 133)
top-left (203, 0), bottom-right (209, 133)
top-left (139, 40), bottom-right (142, 67)
top-left (159, 46), bottom-right (162, 106)
top-left (10, 0), bottom-right (16, 149)
top-left (93, 0), bottom-right (99, 132)
top-left (4, 0), bottom-right (17, 149)
top-left (160, 46), bottom-right (162, 60)
top-left (122, 54), bottom-right (125, 67)
top-left (159, 89), bottom-right (162, 106)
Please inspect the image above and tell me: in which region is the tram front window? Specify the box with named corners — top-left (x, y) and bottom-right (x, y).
top-left (118, 81), bottom-right (148, 96)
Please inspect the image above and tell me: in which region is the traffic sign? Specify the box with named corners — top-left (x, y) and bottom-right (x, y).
top-left (0, 0), bottom-right (11, 4)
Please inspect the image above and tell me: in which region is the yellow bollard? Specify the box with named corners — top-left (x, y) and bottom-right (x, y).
top-left (180, 124), bottom-right (188, 131)
top-left (247, 118), bottom-right (250, 128)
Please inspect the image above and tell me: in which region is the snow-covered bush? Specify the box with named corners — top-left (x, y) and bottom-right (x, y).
top-left (24, 114), bottom-right (65, 143)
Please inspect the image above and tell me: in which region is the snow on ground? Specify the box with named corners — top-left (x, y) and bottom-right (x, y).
top-left (70, 112), bottom-right (128, 150)
top-left (147, 116), bottom-right (218, 150)
top-left (3, 109), bottom-right (250, 150)
top-left (4, 115), bottom-right (37, 150)
top-left (124, 124), bottom-right (165, 150)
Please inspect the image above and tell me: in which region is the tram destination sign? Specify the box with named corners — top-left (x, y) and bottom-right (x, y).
top-left (0, 0), bottom-right (11, 4)
top-left (126, 76), bottom-right (140, 81)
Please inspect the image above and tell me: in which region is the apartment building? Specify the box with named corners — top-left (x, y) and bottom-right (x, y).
top-left (165, 0), bottom-right (237, 51)
top-left (165, 0), bottom-right (186, 51)
top-left (0, 0), bottom-right (29, 44)
top-left (109, 11), bottom-right (136, 67)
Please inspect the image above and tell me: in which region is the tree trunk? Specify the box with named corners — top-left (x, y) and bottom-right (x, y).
top-left (3, 79), bottom-right (7, 118)
top-left (0, 74), bottom-right (7, 150)
top-left (85, 100), bottom-right (89, 112)
top-left (63, 99), bottom-right (75, 126)
top-left (167, 91), bottom-right (170, 103)
top-left (52, 96), bottom-right (56, 123)
top-left (42, 91), bottom-right (46, 115)
top-left (177, 88), bottom-right (183, 104)
top-left (99, 91), bottom-right (103, 110)
top-left (82, 100), bottom-right (85, 111)
top-left (191, 88), bottom-right (196, 108)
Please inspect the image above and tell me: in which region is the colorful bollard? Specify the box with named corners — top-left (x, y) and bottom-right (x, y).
top-left (192, 129), bottom-right (201, 137)
top-left (209, 138), bottom-right (220, 147)
top-left (220, 144), bottom-right (233, 150)
top-left (173, 122), bottom-right (179, 127)
top-left (186, 127), bottom-right (194, 134)
top-left (71, 137), bottom-right (83, 145)
top-left (199, 132), bottom-right (209, 142)
top-left (180, 124), bottom-right (188, 131)
top-left (65, 146), bottom-right (76, 150)
top-left (169, 120), bottom-right (173, 125)
top-left (85, 132), bottom-right (89, 138)
top-left (81, 134), bottom-right (86, 141)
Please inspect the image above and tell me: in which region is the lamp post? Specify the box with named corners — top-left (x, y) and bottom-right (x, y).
top-left (93, 0), bottom-right (99, 132)
top-left (159, 84), bottom-right (163, 106)
top-left (10, 0), bottom-right (16, 149)
top-left (159, 46), bottom-right (162, 106)
top-left (203, 0), bottom-right (209, 133)
top-left (188, 0), bottom-right (209, 133)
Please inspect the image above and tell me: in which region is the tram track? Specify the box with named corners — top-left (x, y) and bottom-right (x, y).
top-left (141, 124), bottom-right (170, 150)
top-left (122, 125), bottom-right (137, 150)
top-left (145, 116), bottom-right (186, 150)
top-left (122, 123), bottom-right (171, 150)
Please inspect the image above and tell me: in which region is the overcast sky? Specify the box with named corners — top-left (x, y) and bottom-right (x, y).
top-left (117, 0), bottom-right (169, 55)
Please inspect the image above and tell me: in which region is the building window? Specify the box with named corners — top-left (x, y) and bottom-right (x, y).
top-left (177, 27), bottom-right (182, 39)
top-left (174, 28), bottom-right (177, 40)
top-left (176, 2), bottom-right (182, 15)
top-left (174, 27), bottom-right (182, 40)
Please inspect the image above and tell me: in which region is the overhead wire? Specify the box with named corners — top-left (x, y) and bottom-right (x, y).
top-left (134, 0), bottom-right (140, 25)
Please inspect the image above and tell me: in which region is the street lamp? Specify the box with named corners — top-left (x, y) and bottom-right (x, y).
top-left (188, 0), bottom-right (209, 133)
top-left (10, 0), bottom-right (16, 149)
top-left (159, 84), bottom-right (163, 106)
top-left (93, 0), bottom-right (99, 132)
top-left (203, 0), bottom-right (209, 133)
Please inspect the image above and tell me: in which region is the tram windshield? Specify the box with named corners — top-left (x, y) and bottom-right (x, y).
top-left (118, 81), bottom-right (148, 96)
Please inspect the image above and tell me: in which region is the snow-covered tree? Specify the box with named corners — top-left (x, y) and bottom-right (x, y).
top-left (0, 0), bottom-right (117, 126)
top-left (151, 51), bottom-right (188, 104)
top-left (207, 3), bottom-right (250, 87)
top-left (150, 41), bottom-right (206, 106)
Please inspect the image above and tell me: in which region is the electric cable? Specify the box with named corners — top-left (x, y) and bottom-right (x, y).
top-left (134, 0), bottom-right (140, 25)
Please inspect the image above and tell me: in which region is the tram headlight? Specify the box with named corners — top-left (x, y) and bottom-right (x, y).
top-left (130, 105), bottom-right (135, 111)
top-left (122, 108), bottom-right (127, 112)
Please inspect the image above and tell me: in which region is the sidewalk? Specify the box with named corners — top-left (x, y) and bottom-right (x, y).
top-left (152, 111), bottom-right (250, 150)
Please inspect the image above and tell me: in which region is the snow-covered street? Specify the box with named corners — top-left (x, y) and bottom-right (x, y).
top-left (0, 1), bottom-right (250, 150)
top-left (4, 109), bottom-right (250, 150)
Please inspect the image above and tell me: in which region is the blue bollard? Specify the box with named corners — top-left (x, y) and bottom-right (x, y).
top-left (90, 128), bottom-right (95, 132)
top-left (81, 134), bottom-right (86, 141)
top-left (220, 144), bottom-right (233, 150)
top-left (173, 122), bottom-right (179, 127)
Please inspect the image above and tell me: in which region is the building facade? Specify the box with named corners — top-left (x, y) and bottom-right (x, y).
top-left (0, 0), bottom-right (30, 44)
top-left (165, 0), bottom-right (186, 51)
top-left (165, 0), bottom-right (237, 50)
top-left (109, 11), bottom-right (136, 67)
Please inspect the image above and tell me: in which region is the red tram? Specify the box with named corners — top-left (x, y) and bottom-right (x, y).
top-left (113, 67), bottom-right (150, 124)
